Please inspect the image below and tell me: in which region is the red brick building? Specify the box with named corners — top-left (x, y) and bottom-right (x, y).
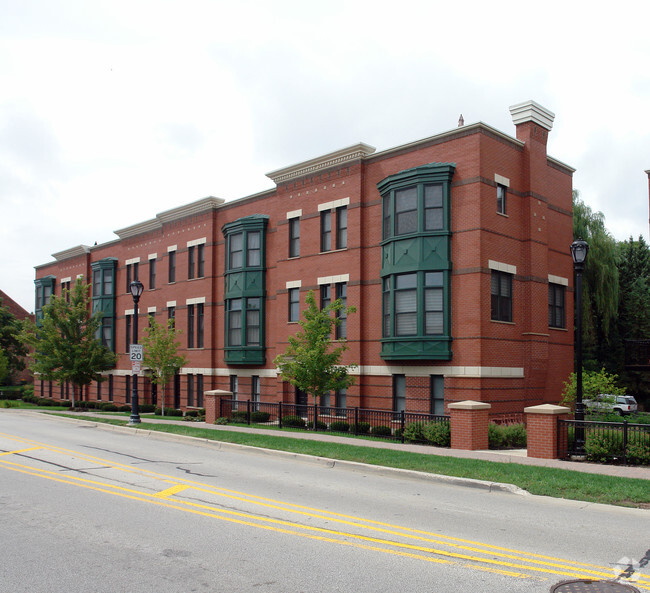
top-left (34, 100), bottom-right (574, 415)
top-left (0, 289), bottom-right (33, 385)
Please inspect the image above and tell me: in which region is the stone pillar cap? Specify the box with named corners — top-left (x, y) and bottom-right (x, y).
top-left (524, 404), bottom-right (571, 415)
top-left (448, 400), bottom-right (491, 410)
top-left (509, 100), bottom-right (555, 131)
top-left (204, 390), bottom-right (233, 396)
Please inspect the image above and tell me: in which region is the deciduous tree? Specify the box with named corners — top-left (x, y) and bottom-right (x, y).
top-left (20, 278), bottom-right (116, 407)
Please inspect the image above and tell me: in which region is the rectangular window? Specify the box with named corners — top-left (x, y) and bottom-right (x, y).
top-left (168, 251), bottom-right (176, 283)
top-left (230, 375), bottom-right (238, 410)
top-left (196, 374), bottom-right (203, 408)
top-left (320, 211), bottom-right (331, 252)
top-left (97, 379), bottom-right (102, 401)
top-left (395, 187), bottom-right (418, 235)
top-left (197, 244), bottom-right (205, 278)
top-left (320, 284), bottom-right (331, 310)
top-left (289, 218), bottom-right (300, 258)
top-left (491, 270), bottom-right (513, 322)
top-left (126, 264), bottom-right (132, 292)
top-left (336, 206), bottom-right (347, 249)
top-left (187, 304), bottom-right (195, 348)
top-left (229, 233), bottom-right (243, 269)
top-left (335, 388), bottom-right (346, 411)
top-left (187, 374), bottom-right (194, 407)
top-left (288, 288), bottom-right (300, 322)
top-left (246, 298), bottom-right (260, 346)
top-left (93, 270), bottom-right (101, 297)
top-left (549, 284), bottom-right (565, 328)
top-left (252, 375), bottom-right (260, 411)
top-left (393, 374), bottom-right (406, 413)
top-left (103, 269), bottom-right (113, 296)
top-left (149, 258), bottom-right (156, 290)
top-left (430, 375), bottom-right (444, 415)
top-left (424, 184), bottom-right (443, 231)
top-left (228, 299), bottom-right (242, 346)
top-left (126, 376), bottom-right (131, 403)
top-left (382, 195), bottom-right (391, 240)
top-left (188, 246), bottom-right (196, 280)
top-left (197, 303), bottom-right (204, 348)
top-left (335, 282), bottom-right (347, 339)
top-left (108, 375), bottom-right (113, 401)
top-left (101, 318), bottom-right (113, 347)
top-left (247, 231), bottom-right (261, 267)
top-left (424, 272), bottom-right (444, 335)
top-left (394, 273), bottom-right (418, 336)
top-left (168, 306), bottom-right (175, 326)
top-left (497, 184), bottom-right (507, 215)
top-left (125, 314), bottom-right (132, 352)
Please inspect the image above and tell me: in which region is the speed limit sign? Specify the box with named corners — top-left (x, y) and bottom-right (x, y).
top-left (130, 344), bottom-right (143, 372)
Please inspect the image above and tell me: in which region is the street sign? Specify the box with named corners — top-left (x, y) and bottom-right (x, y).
top-left (130, 344), bottom-right (143, 373)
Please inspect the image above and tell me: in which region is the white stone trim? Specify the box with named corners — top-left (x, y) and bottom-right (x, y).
top-left (266, 143), bottom-right (376, 184)
top-left (354, 365), bottom-right (524, 378)
top-left (488, 260), bottom-right (517, 275)
top-left (76, 274), bottom-right (84, 279)
top-left (286, 280), bottom-right (302, 289)
top-left (60, 277), bottom-right (71, 283)
top-left (52, 245), bottom-right (91, 261)
top-left (125, 257), bottom-right (141, 265)
top-left (548, 274), bottom-right (569, 286)
top-left (166, 301), bottom-right (177, 308)
top-left (167, 245), bottom-right (177, 252)
top-left (209, 368), bottom-right (279, 378)
top-left (287, 209), bottom-right (302, 219)
top-left (186, 296), bottom-right (206, 305)
top-left (187, 237), bottom-right (207, 248)
top-left (509, 100), bottom-right (555, 131)
top-left (125, 309), bottom-right (134, 316)
top-left (147, 307), bottom-right (157, 313)
top-left (318, 197), bottom-right (350, 212)
top-left (148, 253), bottom-right (157, 260)
top-left (494, 174), bottom-right (510, 187)
top-left (317, 274), bottom-right (350, 285)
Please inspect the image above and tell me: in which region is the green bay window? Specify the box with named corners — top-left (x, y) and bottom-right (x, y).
top-left (378, 163), bottom-right (455, 360)
top-left (222, 215), bottom-right (268, 365)
top-left (91, 258), bottom-right (117, 352)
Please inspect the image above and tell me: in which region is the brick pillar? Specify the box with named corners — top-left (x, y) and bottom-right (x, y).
top-left (204, 390), bottom-right (233, 424)
top-left (448, 401), bottom-right (491, 450)
top-left (525, 404), bottom-right (571, 459)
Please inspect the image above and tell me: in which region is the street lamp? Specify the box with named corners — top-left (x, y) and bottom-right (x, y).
top-left (129, 280), bottom-right (144, 425)
top-left (570, 238), bottom-right (589, 455)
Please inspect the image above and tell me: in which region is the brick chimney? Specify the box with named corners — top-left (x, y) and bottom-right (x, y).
top-left (509, 100), bottom-right (555, 147)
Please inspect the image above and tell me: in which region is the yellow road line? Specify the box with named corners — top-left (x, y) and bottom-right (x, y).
top-left (154, 484), bottom-right (190, 498)
top-left (0, 446), bottom-right (42, 456)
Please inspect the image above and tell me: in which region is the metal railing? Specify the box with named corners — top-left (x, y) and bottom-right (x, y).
top-left (559, 418), bottom-right (650, 465)
top-left (218, 399), bottom-right (450, 444)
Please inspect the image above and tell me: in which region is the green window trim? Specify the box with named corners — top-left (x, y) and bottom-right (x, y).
top-left (222, 215), bottom-right (268, 365)
top-left (91, 258), bottom-right (117, 352)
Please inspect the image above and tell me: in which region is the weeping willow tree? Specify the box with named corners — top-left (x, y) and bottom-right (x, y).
top-left (572, 190), bottom-right (619, 370)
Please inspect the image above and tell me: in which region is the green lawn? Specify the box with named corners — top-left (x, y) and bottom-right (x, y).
top-left (44, 412), bottom-right (650, 509)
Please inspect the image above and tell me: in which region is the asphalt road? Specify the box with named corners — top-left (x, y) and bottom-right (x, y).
top-left (1, 411), bottom-right (648, 593)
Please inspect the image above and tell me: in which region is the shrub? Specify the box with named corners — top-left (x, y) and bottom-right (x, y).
top-left (351, 422), bottom-right (370, 434)
top-left (403, 422), bottom-right (425, 443)
top-left (21, 385), bottom-right (34, 399)
top-left (330, 421), bottom-right (350, 433)
top-left (139, 404), bottom-right (156, 413)
top-left (250, 411), bottom-right (271, 423)
top-left (37, 398), bottom-right (53, 406)
top-left (0, 389), bottom-right (22, 401)
top-left (282, 415), bottom-right (306, 428)
top-left (313, 420), bottom-right (328, 430)
top-left (231, 411), bottom-right (249, 423)
top-left (60, 400), bottom-right (72, 408)
top-left (488, 423), bottom-right (527, 449)
top-left (155, 407), bottom-right (183, 417)
top-left (21, 395), bottom-right (37, 404)
top-left (0, 400), bottom-right (18, 408)
top-left (215, 417), bottom-right (229, 425)
top-left (185, 410), bottom-right (199, 418)
top-left (371, 425), bottom-right (392, 437)
top-left (422, 421), bottom-right (451, 447)
top-left (585, 431), bottom-right (624, 463)
top-left (118, 405), bottom-right (131, 413)
top-left (101, 403), bottom-right (118, 412)
top-left (627, 440), bottom-right (650, 465)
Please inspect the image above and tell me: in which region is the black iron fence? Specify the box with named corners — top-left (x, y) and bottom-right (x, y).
top-left (559, 418), bottom-right (650, 465)
top-left (218, 399), bottom-right (450, 444)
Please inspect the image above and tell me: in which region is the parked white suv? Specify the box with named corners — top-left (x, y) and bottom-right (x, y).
top-left (584, 394), bottom-right (638, 415)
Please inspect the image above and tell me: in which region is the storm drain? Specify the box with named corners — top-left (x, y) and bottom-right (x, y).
top-left (550, 580), bottom-right (640, 593)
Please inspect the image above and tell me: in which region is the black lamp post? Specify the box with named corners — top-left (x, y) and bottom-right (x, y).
top-left (129, 280), bottom-right (144, 425)
top-left (570, 238), bottom-right (589, 455)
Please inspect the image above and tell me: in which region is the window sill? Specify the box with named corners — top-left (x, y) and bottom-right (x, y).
top-left (497, 211), bottom-right (508, 218)
top-left (490, 319), bottom-right (515, 325)
top-left (549, 326), bottom-right (568, 332)
top-left (319, 247), bottom-right (347, 255)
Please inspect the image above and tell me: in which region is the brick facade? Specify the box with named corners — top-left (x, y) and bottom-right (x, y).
top-left (33, 101), bottom-right (575, 414)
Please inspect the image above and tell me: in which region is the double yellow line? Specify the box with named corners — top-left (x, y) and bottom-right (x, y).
top-left (0, 431), bottom-right (647, 588)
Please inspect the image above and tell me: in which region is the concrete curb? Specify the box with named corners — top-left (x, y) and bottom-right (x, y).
top-left (52, 413), bottom-right (531, 496)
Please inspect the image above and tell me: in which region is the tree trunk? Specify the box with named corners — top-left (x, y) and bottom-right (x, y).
top-left (71, 384), bottom-right (77, 409)
top-left (161, 384), bottom-right (165, 416)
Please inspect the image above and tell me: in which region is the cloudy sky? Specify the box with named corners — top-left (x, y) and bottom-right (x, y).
top-left (1, 0), bottom-right (649, 312)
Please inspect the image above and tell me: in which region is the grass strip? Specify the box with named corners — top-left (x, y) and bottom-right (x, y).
top-left (48, 413), bottom-right (650, 508)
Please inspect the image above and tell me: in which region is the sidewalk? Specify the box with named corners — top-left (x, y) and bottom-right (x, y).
top-left (62, 411), bottom-right (650, 481)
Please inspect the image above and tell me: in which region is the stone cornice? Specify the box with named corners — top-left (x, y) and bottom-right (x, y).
top-left (115, 196), bottom-right (226, 239)
top-left (266, 143), bottom-right (376, 184)
top-left (52, 245), bottom-right (91, 262)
